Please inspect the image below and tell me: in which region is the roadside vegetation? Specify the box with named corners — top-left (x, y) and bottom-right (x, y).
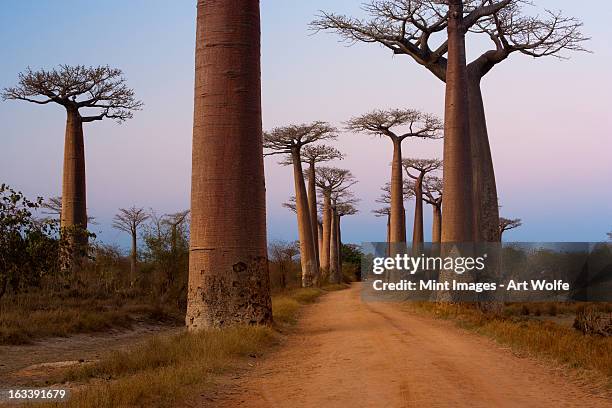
top-left (38, 286), bottom-right (347, 408)
top-left (406, 302), bottom-right (612, 387)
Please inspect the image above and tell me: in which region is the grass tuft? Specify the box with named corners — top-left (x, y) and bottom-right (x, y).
top-left (38, 287), bottom-right (333, 407)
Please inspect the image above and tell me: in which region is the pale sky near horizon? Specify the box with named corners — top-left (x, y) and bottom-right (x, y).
top-left (1, 0), bottom-right (611, 250)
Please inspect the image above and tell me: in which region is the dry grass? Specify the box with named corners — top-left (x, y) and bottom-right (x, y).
top-left (0, 291), bottom-right (181, 345)
top-left (406, 302), bottom-right (612, 380)
top-left (38, 287), bottom-right (335, 408)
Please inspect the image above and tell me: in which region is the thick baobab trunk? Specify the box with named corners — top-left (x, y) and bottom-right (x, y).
top-left (441, 0), bottom-right (474, 243)
top-left (412, 176), bottom-right (424, 245)
top-left (186, 0), bottom-right (272, 329)
top-left (130, 229), bottom-right (137, 286)
top-left (291, 150), bottom-right (319, 287)
top-left (321, 191), bottom-right (332, 274)
top-left (329, 208), bottom-right (340, 284)
top-left (390, 138), bottom-right (406, 243)
top-left (61, 109), bottom-right (88, 243)
top-left (307, 161), bottom-right (320, 267)
top-left (467, 73), bottom-right (500, 242)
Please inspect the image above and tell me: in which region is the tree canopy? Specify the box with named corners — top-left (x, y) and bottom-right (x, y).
top-left (2, 65), bottom-right (142, 122)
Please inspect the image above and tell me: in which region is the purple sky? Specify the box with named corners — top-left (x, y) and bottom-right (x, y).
top-left (1, 0), bottom-right (611, 250)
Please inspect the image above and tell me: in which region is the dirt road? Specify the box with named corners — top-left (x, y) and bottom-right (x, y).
top-left (212, 284), bottom-right (610, 408)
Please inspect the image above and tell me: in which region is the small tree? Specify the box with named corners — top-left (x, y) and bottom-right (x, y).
top-left (403, 158), bottom-right (442, 244)
top-left (113, 206), bottom-right (149, 286)
top-left (346, 109), bottom-right (442, 244)
top-left (269, 240), bottom-right (300, 288)
top-left (499, 217), bottom-right (522, 240)
top-left (264, 122), bottom-right (338, 287)
top-left (41, 196), bottom-right (97, 225)
top-left (0, 184), bottom-right (63, 298)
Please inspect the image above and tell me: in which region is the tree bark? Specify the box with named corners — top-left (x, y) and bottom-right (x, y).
top-left (317, 221), bottom-right (323, 263)
top-left (329, 207), bottom-right (340, 284)
top-left (390, 138), bottom-right (406, 243)
top-left (337, 214), bottom-right (342, 278)
top-left (130, 228), bottom-right (137, 287)
top-left (432, 205), bottom-right (442, 243)
top-left (467, 72), bottom-right (500, 242)
top-left (321, 191), bottom-right (332, 274)
top-left (61, 108), bottom-right (88, 243)
top-left (412, 175), bottom-right (424, 245)
top-left (307, 160), bottom-right (320, 268)
top-left (441, 0), bottom-right (474, 243)
top-left (386, 214), bottom-right (391, 256)
top-left (291, 150), bottom-right (319, 287)
top-left (186, 0), bottom-right (272, 330)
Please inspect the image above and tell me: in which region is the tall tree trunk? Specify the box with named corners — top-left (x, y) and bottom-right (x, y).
top-left (390, 138), bottom-right (406, 243)
top-left (291, 150), bottom-right (319, 287)
top-left (61, 108), bottom-right (88, 244)
top-left (317, 221), bottom-right (323, 263)
top-left (441, 0), bottom-right (474, 243)
top-left (329, 208), bottom-right (340, 284)
top-left (321, 191), bottom-right (332, 274)
top-left (412, 175), bottom-right (424, 245)
top-left (130, 228), bottom-right (137, 287)
top-left (386, 213), bottom-right (391, 256)
top-left (337, 214), bottom-right (342, 278)
top-left (186, 0), bottom-right (272, 329)
top-left (432, 205), bottom-right (442, 243)
top-left (307, 161), bottom-right (320, 267)
top-left (467, 72), bottom-right (500, 242)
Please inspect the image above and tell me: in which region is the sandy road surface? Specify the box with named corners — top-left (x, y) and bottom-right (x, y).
top-left (211, 284), bottom-right (610, 408)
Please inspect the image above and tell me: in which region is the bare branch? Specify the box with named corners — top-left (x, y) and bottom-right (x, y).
top-left (2, 65), bottom-right (143, 123)
top-left (346, 108), bottom-right (443, 140)
top-left (113, 206), bottom-right (150, 235)
top-left (263, 122), bottom-right (338, 155)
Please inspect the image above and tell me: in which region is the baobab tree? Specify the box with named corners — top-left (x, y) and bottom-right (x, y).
top-left (443, 0), bottom-right (474, 243)
top-left (499, 217), bottom-right (522, 240)
top-left (2, 65), bottom-right (142, 251)
top-left (283, 144), bottom-right (343, 269)
top-left (313, 0), bottom-right (587, 242)
top-left (423, 176), bottom-right (443, 243)
top-left (315, 167), bottom-right (356, 278)
top-left (375, 180), bottom-right (415, 244)
top-left (112, 206), bottom-right (149, 286)
top-left (264, 122), bottom-right (338, 287)
top-left (332, 195), bottom-right (359, 282)
top-left (346, 109), bottom-right (442, 244)
top-left (403, 158), bottom-right (442, 244)
top-left (187, 0), bottom-right (272, 329)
